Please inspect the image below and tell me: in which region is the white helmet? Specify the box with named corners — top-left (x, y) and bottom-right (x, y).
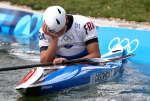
top-left (43, 6), bottom-right (66, 33)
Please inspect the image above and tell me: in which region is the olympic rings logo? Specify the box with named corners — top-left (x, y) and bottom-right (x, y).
top-left (58, 35), bottom-right (74, 43)
top-left (108, 37), bottom-right (139, 54)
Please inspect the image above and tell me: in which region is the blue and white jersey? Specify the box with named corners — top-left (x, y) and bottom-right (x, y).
top-left (39, 15), bottom-right (98, 60)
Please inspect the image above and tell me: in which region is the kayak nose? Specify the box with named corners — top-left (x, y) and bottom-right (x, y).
top-left (15, 67), bottom-right (52, 97)
top-left (16, 85), bottom-right (42, 97)
top-left (15, 67), bottom-right (43, 96)
top-left (15, 88), bottom-right (27, 97)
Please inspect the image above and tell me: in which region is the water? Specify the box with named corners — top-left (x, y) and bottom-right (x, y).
top-left (0, 34), bottom-right (150, 101)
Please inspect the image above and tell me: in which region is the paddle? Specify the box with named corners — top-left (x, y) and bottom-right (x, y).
top-left (0, 54), bottom-right (135, 71)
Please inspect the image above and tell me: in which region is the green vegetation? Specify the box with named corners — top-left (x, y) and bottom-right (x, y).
top-left (1, 0), bottom-right (150, 23)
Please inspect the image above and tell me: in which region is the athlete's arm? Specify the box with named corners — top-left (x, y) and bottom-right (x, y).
top-left (40, 22), bottom-right (68, 63)
top-left (40, 22), bottom-right (59, 63)
top-left (83, 41), bottom-right (101, 59)
top-left (81, 20), bottom-right (101, 59)
top-left (40, 38), bottom-right (58, 63)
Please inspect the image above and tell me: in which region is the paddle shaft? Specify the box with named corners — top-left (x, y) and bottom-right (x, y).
top-left (0, 58), bottom-right (87, 71)
top-left (0, 54), bottom-right (135, 71)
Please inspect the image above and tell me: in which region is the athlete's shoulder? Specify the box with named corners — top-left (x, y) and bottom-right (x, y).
top-left (72, 15), bottom-right (98, 42)
top-left (72, 15), bottom-right (90, 20)
top-left (73, 15), bottom-right (92, 23)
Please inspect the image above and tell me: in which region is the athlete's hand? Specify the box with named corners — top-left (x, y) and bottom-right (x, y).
top-left (53, 58), bottom-right (67, 65)
top-left (42, 22), bottom-right (58, 39)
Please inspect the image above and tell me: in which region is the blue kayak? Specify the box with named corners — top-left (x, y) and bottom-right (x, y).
top-left (15, 45), bottom-right (123, 97)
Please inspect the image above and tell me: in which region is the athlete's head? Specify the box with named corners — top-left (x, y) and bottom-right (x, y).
top-left (43, 6), bottom-right (66, 33)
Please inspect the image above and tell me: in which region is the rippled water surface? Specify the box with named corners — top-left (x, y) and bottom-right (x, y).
top-left (0, 34), bottom-right (150, 101)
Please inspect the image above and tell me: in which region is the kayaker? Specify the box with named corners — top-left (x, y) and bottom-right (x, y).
top-left (39, 6), bottom-right (101, 68)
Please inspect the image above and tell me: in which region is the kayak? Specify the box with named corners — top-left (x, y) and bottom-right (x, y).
top-left (15, 45), bottom-right (123, 97)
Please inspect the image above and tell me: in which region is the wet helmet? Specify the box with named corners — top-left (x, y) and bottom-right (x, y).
top-left (43, 6), bottom-right (66, 33)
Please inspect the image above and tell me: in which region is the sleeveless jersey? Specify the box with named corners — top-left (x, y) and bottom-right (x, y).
top-left (39, 15), bottom-right (98, 60)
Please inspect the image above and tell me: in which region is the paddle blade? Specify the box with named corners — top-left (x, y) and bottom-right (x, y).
top-left (87, 54), bottom-right (136, 63)
top-left (108, 54), bottom-right (136, 62)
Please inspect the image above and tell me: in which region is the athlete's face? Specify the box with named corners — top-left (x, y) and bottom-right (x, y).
top-left (55, 24), bottom-right (67, 37)
top-left (55, 16), bottom-right (68, 37)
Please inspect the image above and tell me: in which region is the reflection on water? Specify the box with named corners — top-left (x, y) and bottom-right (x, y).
top-left (0, 34), bottom-right (150, 101)
top-left (0, 34), bottom-right (40, 62)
